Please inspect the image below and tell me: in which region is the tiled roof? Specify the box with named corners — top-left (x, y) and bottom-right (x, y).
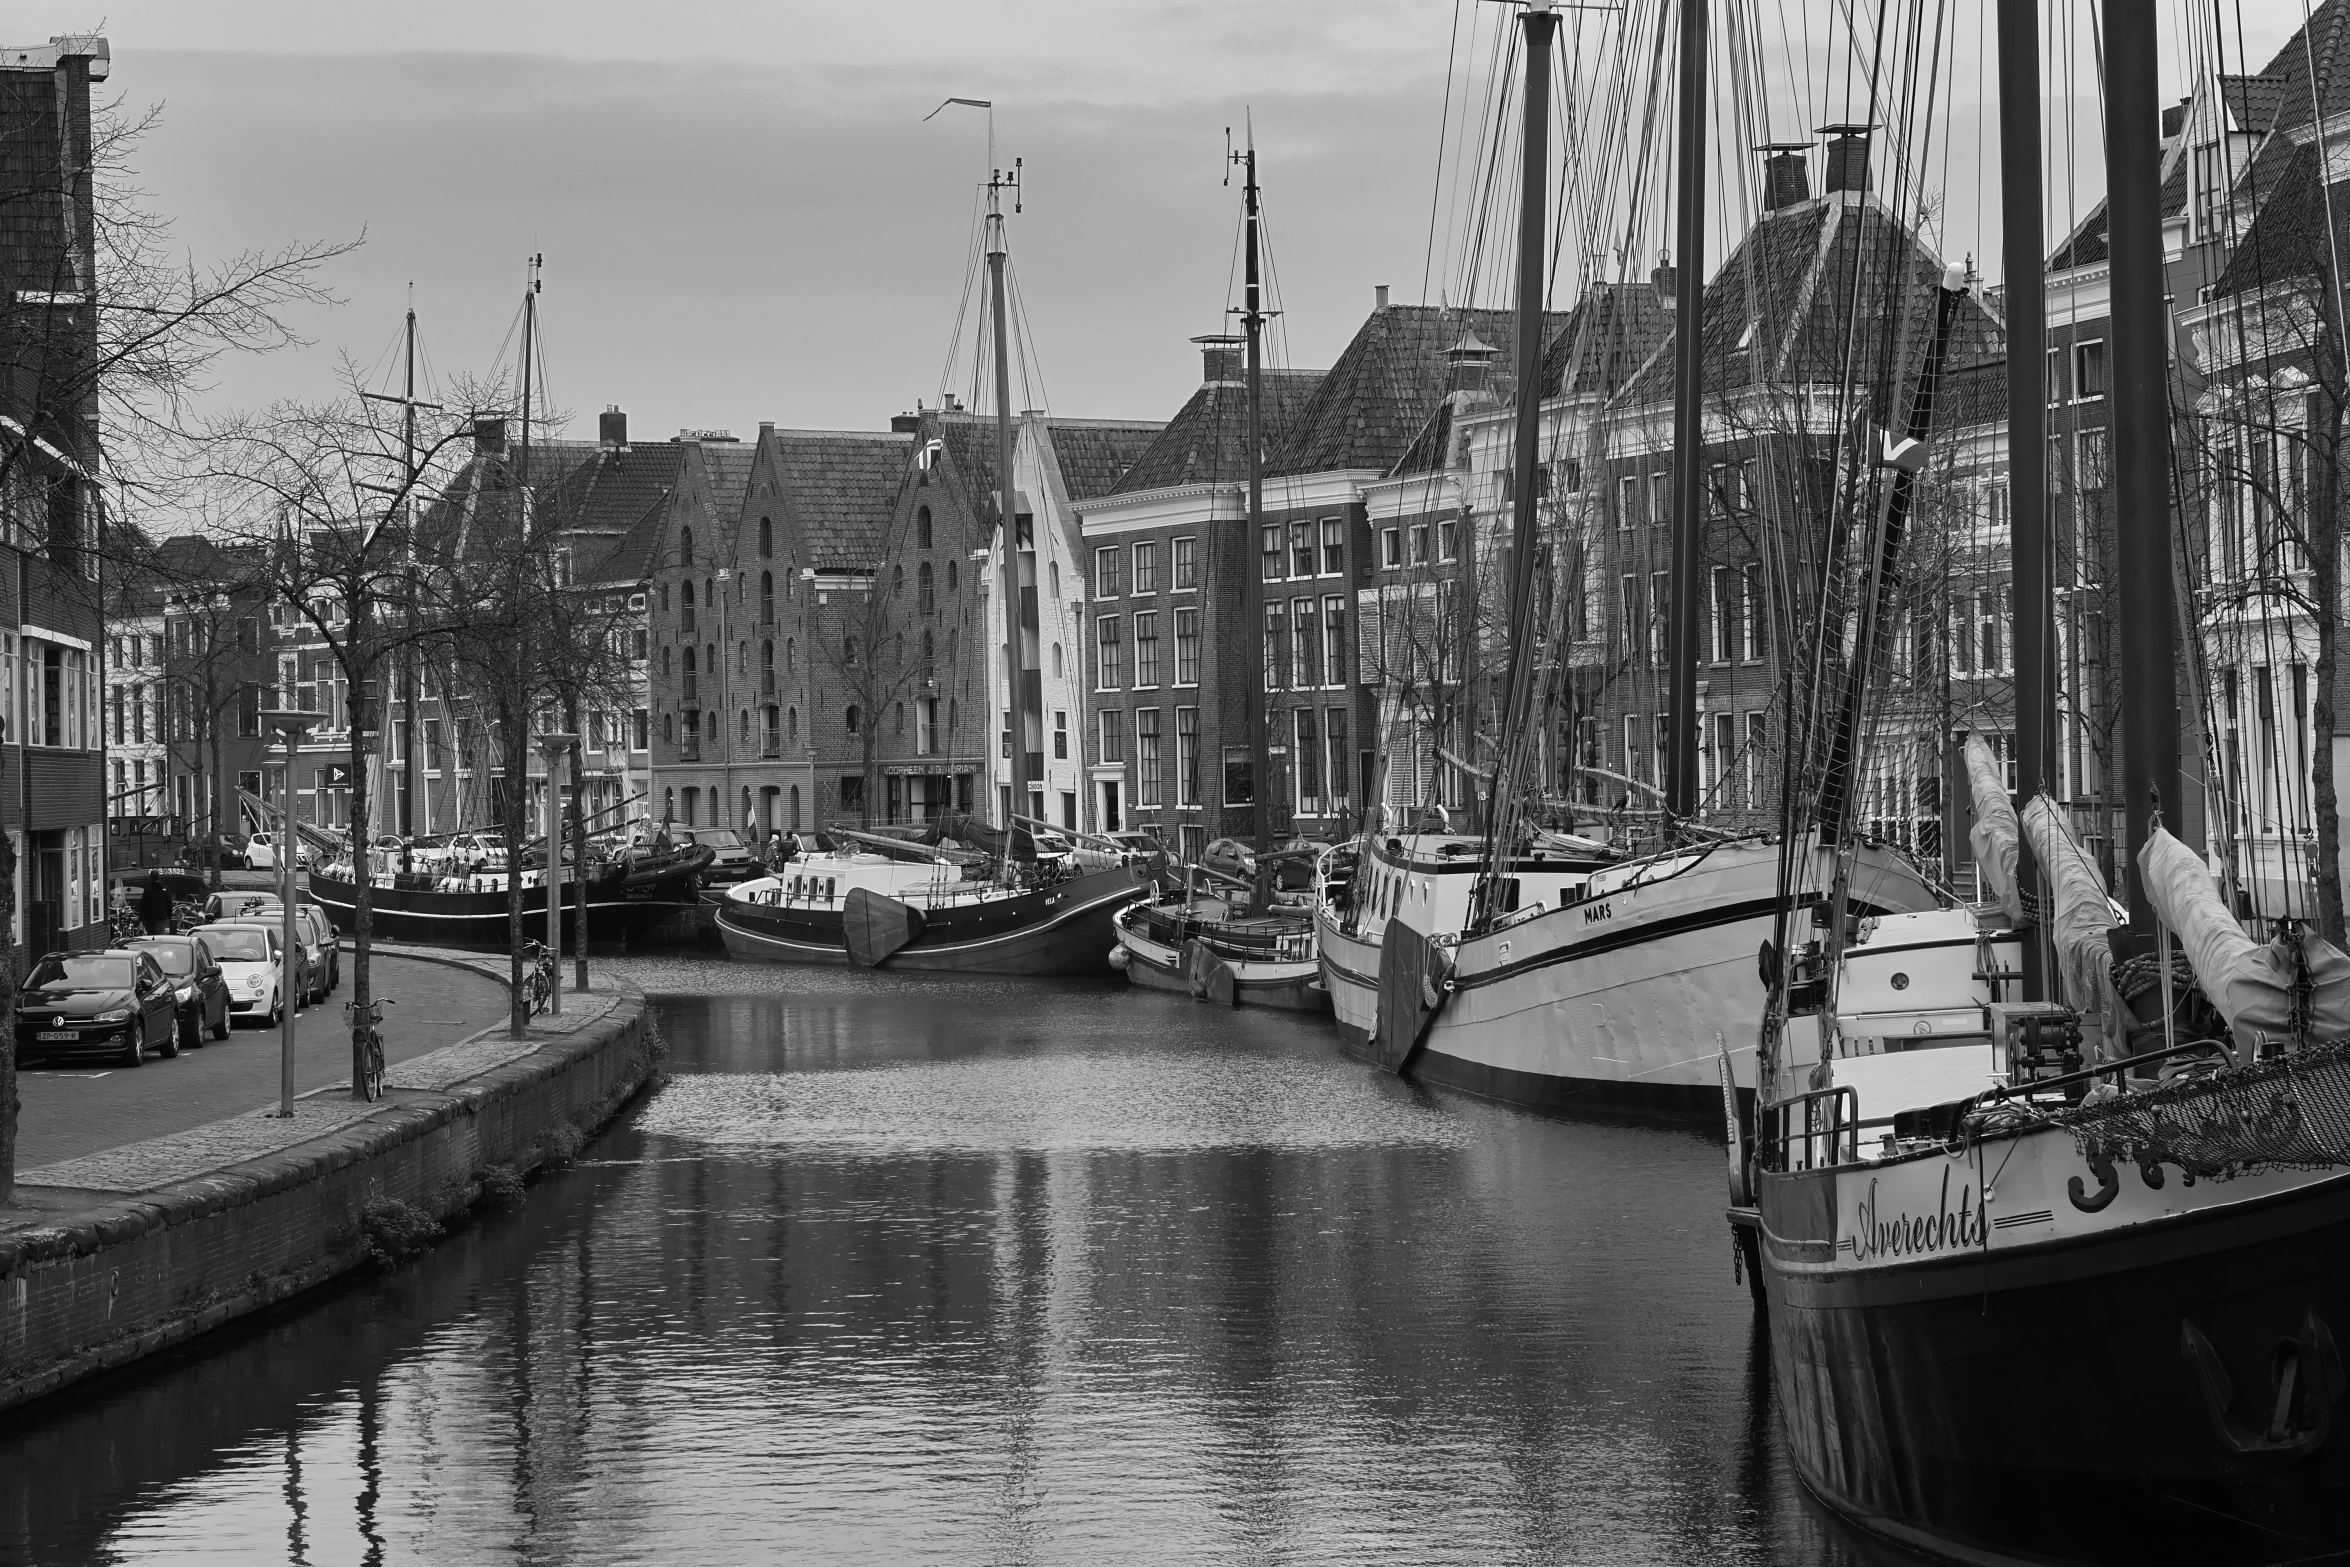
top-left (581, 492), bottom-right (673, 584)
top-left (1270, 303), bottom-right (1570, 477)
top-left (1544, 280), bottom-right (1674, 399)
top-left (772, 429), bottom-right (913, 572)
top-left (1045, 419), bottom-right (1163, 501)
top-left (2256, 0), bottom-right (2350, 133)
top-left (535, 442), bottom-right (688, 540)
top-left (2214, 138), bottom-right (2349, 294)
top-left (697, 442), bottom-right (755, 543)
top-left (2223, 73), bottom-right (2290, 135)
top-left (1108, 369), bottom-right (1324, 495)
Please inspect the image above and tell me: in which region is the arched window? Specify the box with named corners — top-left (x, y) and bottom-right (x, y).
top-left (917, 506), bottom-right (933, 549)
top-left (1051, 642), bottom-right (1063, 678)
top-left (846, 704), bottom-right (861, 734)
top-left (682, 646), bottom-right (694, 674)
top-left (843, 634), bottom-right (858, 665)
top-left (892, 564), bottom-right (905, 597)
top-left (894, 632), bottom-right (904, 666)
top-left (788, 706), bottom-right (798, 743)
top-left (659, 583), bottom-right (670, 613)
top-left (761, 570), bottom-right (774, 624)
top-left (663, 714), bottom-right (674, 743)
top-left (761, 639), bottom-right (775, 695)
top-left (661, 646), bottom-right (671, 677)
top-left (786, 559), bottom-right (796, 598)
top-left (947, 558), bottom-right (958, 594)
top-left (707, 645), bottom-right (717, 684)
top-left (683, 787), bottom-right (699, 825)
top-left (790, 784), bottom-right (801, 830)
top-left (705, 711), bottom-right (718, 741)
top-left (679, 528), bottom-right (694, 567)
top-left (922, 629), bottom-right (934, 663)
top-left (948, 698), bottom-right (957, 732)
top-left (740, 709), bottom-right (750, 743)
top-left (680, 579), bottom-right (696, 633)
top-left (918, 560), bottom-right (934, 615)
top-left (894, 702), bottom-right (905, 735)
top-left (786, 636), bottom-right (796, 675)
top-left (759, 517), bottom-right (773, 558)
top-left (738, 642), bottom-right (748, 676)
top-left (663, 787), bottom-right (675, 820)
top-left (1049, 561), bottom-right (1060, 597)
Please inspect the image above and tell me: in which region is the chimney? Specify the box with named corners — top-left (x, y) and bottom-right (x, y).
top-left (1759, 143), bottom-right (1810, 211)
top-left (472, 416), bottom-right (507, 455)
top-left (1820, 124), bottom-right (1871, 196)
top-left (599, 403), bottom-right (628, 450)
top-left (891, 412), bottom-right (921, 434)
top-left (1375, 283), bottom-right (1391, 311)
top-left (1191, 333), bottom-right (1244, 383)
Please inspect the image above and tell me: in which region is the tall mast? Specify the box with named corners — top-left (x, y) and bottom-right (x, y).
top-left (986, 162), bottom-right (1034, 839)
top-left (1473, 0), bottom-right (1559, 930)
top-left (1239, 136), bottom-right (1275, 905)
top-left (2103, 0), bottom-right (2180, 926)
top-left (1664, 0), bottom-right (1708, 817)
top-left (1998, 0), bottom-right (2051, 993)
top-left (400, 300), bottom-right (419, 849)
top-left (520, 255), bottom-right (540, 515)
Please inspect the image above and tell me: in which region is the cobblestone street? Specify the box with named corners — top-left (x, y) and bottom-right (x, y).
top-left (13, 953), bottom-right (509, 1171)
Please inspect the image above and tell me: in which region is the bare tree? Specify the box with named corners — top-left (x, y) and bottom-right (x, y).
top-left (811, 510), bottom-right (961, 829)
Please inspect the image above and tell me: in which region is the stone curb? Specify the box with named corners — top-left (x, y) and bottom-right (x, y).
top-left (0, 984), bottom-right (655, 1416)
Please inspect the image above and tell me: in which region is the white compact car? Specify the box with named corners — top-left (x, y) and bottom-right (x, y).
top-left (195, 922), bottom-right (289, 1026)
top-left (244, 831), bottom-right (314, 872)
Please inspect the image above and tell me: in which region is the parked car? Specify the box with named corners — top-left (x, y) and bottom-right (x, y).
top-left (678, 827), bottom-right (758, 882)
top-left (444, 831), bottom-right (508, 871)
top-left (202, 889), bottom-right (283, 923)
top-left (294, 903), bottom-right (340, 995)
top-left (206, 915), bottom-right (318, 1006)
top-left (16, 949), bottom-right (182, 1066)
top-left (126, 934), bottom-right (232, 1048)
top-left (244, 831), bottom-right (314, 872)
top-left (1102, 830), bottom-right (1165, 864)
top-left (194, 922), bottom-right (293, 1026)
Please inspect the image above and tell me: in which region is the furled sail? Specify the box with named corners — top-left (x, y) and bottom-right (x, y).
top-left (2140, 827), bottom-right (2350, 1044)
top-left (2020, 795), bottom-right (2117, 1035)
top-left (1963, 735), bottom-right (2022, 923)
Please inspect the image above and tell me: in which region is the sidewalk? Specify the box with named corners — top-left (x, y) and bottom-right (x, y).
top-left (6, 946), bottom-right (629, 1217)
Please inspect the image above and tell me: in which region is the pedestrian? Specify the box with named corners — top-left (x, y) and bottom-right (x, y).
top-left (138, 869), bottom-right (171, 936)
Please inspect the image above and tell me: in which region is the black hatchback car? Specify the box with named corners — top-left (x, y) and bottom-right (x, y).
top-left (16, 949), bottom-right (182, 1066)
top-left (126, 934), bottom-right (232, 1050)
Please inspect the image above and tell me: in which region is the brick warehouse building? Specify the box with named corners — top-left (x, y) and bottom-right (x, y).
top-left (2, 36), bottom-right (111, 958)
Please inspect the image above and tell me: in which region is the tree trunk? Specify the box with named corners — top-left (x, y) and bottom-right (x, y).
top-left (502, 700), bottom-right (529, 1039)
top-left (565, 696), bottom-right (587, 992)
top-left (2309, 359), bottom-right (2346, 945)
top-left (346, 653), bottom-right (375, 1097)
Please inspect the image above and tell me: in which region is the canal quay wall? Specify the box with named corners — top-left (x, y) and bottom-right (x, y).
top-left (0, 957), bottom-right (657, 1418)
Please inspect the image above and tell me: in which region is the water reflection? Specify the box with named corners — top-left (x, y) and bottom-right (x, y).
top-left (0, 965), bottom-right (1910, 1565)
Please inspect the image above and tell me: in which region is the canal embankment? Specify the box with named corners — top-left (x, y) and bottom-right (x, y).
top-left (0, 951), bottom-right (657, 1417)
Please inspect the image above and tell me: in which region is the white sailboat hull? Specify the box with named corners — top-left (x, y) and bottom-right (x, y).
top-left (1319, 838), bottom-right (1941, 1117)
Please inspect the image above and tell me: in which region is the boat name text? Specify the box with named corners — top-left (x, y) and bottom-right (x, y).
top-left (1850, 1167), bottom-right (1982, 1262)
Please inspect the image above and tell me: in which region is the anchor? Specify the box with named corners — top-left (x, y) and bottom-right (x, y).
top-left (2181, 1308), bottom-right (2344, 1457)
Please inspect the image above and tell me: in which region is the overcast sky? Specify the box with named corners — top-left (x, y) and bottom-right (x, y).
top-left (55, 2), bottom-right (2307, 448)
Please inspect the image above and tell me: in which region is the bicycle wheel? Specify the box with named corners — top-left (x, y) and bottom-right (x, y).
top-left (361, 1033), bottom-right (386, 1100)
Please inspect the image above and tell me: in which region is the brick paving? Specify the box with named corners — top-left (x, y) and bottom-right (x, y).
top-left (12, 954), bottom-right (509, 1172)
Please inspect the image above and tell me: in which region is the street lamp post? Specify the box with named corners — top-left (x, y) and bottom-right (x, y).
top-left (535, 731), bottom-right (580, 1013)
top-left (260, 709), bottom-right (323, 1117)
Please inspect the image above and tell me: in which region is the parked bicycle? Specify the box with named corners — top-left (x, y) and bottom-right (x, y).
top-left (344, 995), bottom-right (392, 1100)
top-left (522, 939), bottom-right (555, 1016)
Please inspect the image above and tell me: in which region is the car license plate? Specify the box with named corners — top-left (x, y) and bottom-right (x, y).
top-left (37, 1030), bottom-right (75, 1041)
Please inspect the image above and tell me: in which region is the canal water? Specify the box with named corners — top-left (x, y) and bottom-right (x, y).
top-left (0, 958), bottom-right (1908, 1566)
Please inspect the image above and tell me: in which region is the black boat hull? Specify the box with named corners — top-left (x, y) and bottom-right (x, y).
top-left (715, 867), bottom-right (1142, 977)
top-left (307, 856), bottom-right (709, 949)
top-left (1757, 1157), bottom-right (2350, 1566)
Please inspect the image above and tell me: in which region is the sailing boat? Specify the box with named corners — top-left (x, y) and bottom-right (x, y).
top-left (1737, 8), bottom-right (2350, 1562)
top-left (714, 156), bottom-right (1144, 976)
top-left (1314, 0), bottom-right (1943, 1115)
top-left (1110, 135), bottom-right (1332, 1012)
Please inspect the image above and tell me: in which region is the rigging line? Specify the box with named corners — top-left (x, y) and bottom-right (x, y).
top-left (938, 181), bottom-right (987, 407)
top-left (1422, 0), bottom-right (1468, 306)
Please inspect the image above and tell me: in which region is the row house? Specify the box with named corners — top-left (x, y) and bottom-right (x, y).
top-left (103, 534), bottom-right (276, 868)
top-left (1001, 411), bottom-right (1163, 832)
top-left (1447, 132), bottom-right (2003, 859)
top-left (1074, 339), bottom-right (1323, 860)
top-left (2168, 1), bottom-right (2350, 918)
top-left (2, 36), bottom-right (111, 957)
